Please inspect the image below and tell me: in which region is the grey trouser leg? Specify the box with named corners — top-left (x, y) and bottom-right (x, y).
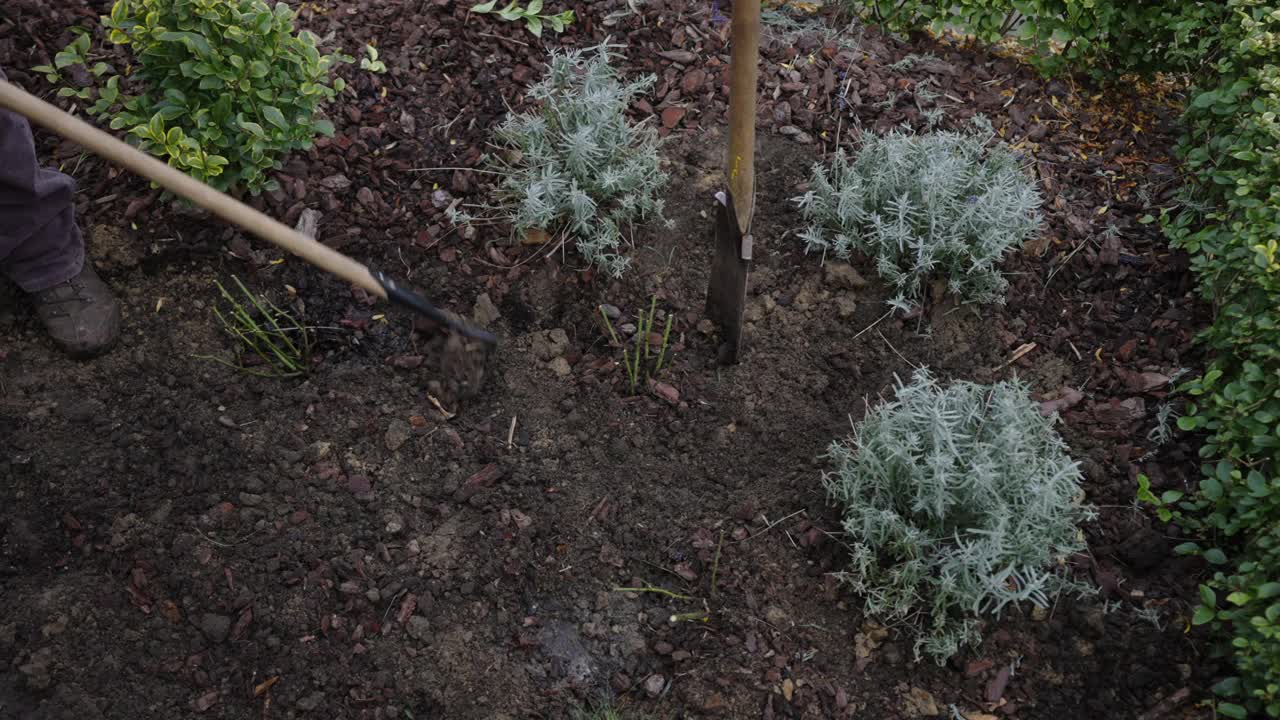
top-left (0, 67), bottom-right (84, 292)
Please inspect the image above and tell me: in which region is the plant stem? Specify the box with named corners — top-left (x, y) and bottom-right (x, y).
top-left (654, 313), bottom-right (674, 376)
top-left (710, 528), bottom-right (725, 598)
top-left (613, 585), bottom-right (696, 601)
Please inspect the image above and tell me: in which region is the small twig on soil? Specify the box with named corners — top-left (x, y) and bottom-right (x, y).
top-left (636, 558), bottom-right (690, 583)
top-left (850, 308), bottom-right (894, 343)
top-left (477, 31), bottom-right (529, 47)
top-left (613, 585), bottom-right (697, 601)
top-left (733, 508), bottom-right (806, 544)
top-left (1000, 342), bottom-right (1037, 368)
top-left (1136, 687), bottom-right (1191, 720)
top-left (876, 328), bottom-right (920, 369)
top-left (710, 529), bottom-right (725, 598)
top-left (407, 166), bottom-right (503, 175)
top-left (1067, 339), bottom-right (1083, 361)
top-left (506, 415), bottom-right (517, 449)
top-left (1043, 237), bottom-right (1095, 291)
top-left (669, 611), bottom-right (710, 624)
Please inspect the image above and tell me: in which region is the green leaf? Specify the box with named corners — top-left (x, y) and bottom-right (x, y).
top-left (1226, 592), bottom-right (1251, 606)
top-left (470, 0), bottom-right (497, 11)
top-left (262, 105), bottom-right (288, 130)
top-left (497, 2), bottom-right (524, 21)
top-left (54, 50), bottom-right (81, 69)
top-left (238, 120), bottom-right (266, 138)
top-left (525, 0), bottom-right (543, 13)
top-left (524, 16), bottom-right (543, 36)
top-left (1217, 703), bottom-right (1247, 719)
top-left (1201, 476), bottom-right (1223, 502)
top-left (1192, 606), bottom-right (1216, 625)
top-left (56, 87), bottom-right (79, 98)
top-left (312, 118), bottom-right (335, 137)
top-left (1259, 583), bottom-right (1280, 599)
top-left (1201, 585), bottom-right (1218, 606)
top-left (1205, 548), bottom-right (1227, 564)
top-left (1213, 677), bottom-right (1243, 697)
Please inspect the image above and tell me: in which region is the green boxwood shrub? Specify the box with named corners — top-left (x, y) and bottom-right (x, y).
top-left (41, 0), bottom-right (349, 194)
top-left (842, 0), bottom-right (1232, 77)
top-left (823, 370), bottom-right (1094, 663)
top-left (1160, 2), bottom-right (1280, 716)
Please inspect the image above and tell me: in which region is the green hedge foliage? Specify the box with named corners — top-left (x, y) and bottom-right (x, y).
top-left (41, 0), bottom-right (348, 194)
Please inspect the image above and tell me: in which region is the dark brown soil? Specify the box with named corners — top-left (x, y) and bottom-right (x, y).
top-left (1, 1), bottom-right (1213, 719)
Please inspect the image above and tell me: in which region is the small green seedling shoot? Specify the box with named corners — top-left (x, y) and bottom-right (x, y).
top-left (360, 44), bottom-right (386, 73)
top-left (469, 0), bottom-right (575, 37)
top-left (197, 276), bottom-right (312, 378)
top-left (599, 296), bottom-right (673, 395)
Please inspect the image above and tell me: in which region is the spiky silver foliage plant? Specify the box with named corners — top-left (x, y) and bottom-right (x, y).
top-left (794, 123), bottom-right (1042, 309)
top-left (451, 43), bottom-right (666, 276)
top-left (823, 370), bottom-right (1095, 663)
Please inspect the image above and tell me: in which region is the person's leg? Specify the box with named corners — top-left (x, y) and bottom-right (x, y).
top-left (0, 68), bottom-right (120, 357)
top-left (0, 102), bottom-right (85, 291)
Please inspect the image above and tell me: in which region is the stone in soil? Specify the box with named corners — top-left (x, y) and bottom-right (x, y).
top-left (407, 616), bottom-right (431, 641)
top-left (473, 292), bottom-right (501, 328)
top-left (199, 613), bottom-right (232, 644)
top-left (644, 674), bottom-right (665, 697)
top-left (385, 419), bottom-right (411, 451)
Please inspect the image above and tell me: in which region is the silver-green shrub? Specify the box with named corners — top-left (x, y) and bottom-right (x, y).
top-left (823, 370), bottom-right (1094, 663)
top-left (793, 124), bottom-right (1041, 308)
top-left (451, 43), bottom-right (666, 276)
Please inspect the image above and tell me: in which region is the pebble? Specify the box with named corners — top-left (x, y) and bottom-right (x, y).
top-left (644, 673), bottom-right (665, 697)
top-left (296, 691), bottom-right (325, 712)
top-left (407, 616), bottom-right (431, 641)
top-left (199, 613), bottom-right (232, 644)
top-left (600, 304), bottom-right (622, 320)
top-left (384, 420), bottom-right (411, 452)
top-left (217, 416), bottom-right (237, 429)
top-left (473, 293), bottom-right (501, 327)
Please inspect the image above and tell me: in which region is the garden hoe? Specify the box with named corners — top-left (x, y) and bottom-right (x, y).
top-left (0, 79), bottom-right (497, 382)
top-left (704, 0), bottom-right (760, 365)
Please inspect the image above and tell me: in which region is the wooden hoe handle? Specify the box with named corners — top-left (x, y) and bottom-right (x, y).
top-left (0, 79), bottom-right (496, 344)
top-left (726, 0), bottom-right (761, 233)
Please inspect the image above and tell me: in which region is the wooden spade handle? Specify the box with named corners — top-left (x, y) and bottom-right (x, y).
top-left (0, 79), bottom-right (386, 299)
top-left (726, 0), bottom-right (761, 234)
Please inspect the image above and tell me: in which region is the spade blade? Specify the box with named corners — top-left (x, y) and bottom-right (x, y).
top-left (705, 190), bottom-right (752, 365)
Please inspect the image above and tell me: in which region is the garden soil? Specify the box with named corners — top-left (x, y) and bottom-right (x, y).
top-left (0, 1), bottom-right (1214, 718)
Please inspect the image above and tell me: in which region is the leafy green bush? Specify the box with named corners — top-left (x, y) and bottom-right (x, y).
top-left (1156, 2), bottom-right (1280, 716)
top-left (42, 0), bottom-right (348, 194)
top-left (793, 124), bottom-right (1041, 308)
top-left (449, 43), bottom-right (666, 277)
top-left (840, 0), bottom-right (1231, 77)
top-left (470, 0), bottom-right (575, 38)
top-left (823, 370), bottom-right (1094, 663)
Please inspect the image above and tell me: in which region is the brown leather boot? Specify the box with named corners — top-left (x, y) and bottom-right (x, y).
top-left (29, 266), bottom-right (121, 358)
